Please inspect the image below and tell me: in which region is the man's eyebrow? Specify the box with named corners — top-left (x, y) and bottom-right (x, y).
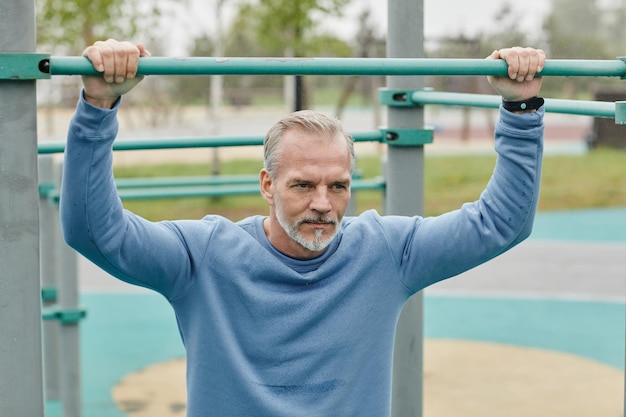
top-left (287, 177), bottom-right (312, 184)
top-left (285, 177), bottom-right (351, 185)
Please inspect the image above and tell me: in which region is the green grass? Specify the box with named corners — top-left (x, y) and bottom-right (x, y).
top-left (114, 148), bottom-right (626, 222)
top-left (424, 149), bottom-right (626, 214)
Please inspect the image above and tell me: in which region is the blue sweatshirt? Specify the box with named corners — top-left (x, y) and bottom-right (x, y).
top-left (61, 95), bottom-right (543, 417)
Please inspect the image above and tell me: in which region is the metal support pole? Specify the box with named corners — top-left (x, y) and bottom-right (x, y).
top-left (40, 156), bottom-right (61, 401)
top-left (55, 160), bottom-right (82, 417)
top-left (209, 0), bottom-right (225, 176)
top-left (387, 0), bottom-right (425, 416)
top-left (58, 235), bottom-right (82, 417)
top-left (0, 1), bottom-right (44, 416)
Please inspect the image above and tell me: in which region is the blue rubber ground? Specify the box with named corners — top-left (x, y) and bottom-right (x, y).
top-left (531, 207), bottom-right (626, 243)
top-left (45, 208), bottom-right (626, 417)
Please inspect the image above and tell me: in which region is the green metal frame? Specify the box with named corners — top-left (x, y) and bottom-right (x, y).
top-left (0, 53), bottom-right (50, 80)
top-left (379, 88), bottom-right (434, 146)
top-left (614, 101), bottom-right (626, 125)
top-left (380, 128), bottom-right (433, 146)
top-left (379, 89), bottom-right (421, 108)
top-left (41, 287), bottom-right (58, 303)
top-left (41, 307), bottom-right (87, 325)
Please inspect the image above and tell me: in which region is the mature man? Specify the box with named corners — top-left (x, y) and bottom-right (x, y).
top-left (61, 39), bottom-right (545, 416)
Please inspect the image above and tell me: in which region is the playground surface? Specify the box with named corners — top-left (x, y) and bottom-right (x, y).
top-left (42, 106), bottom-right (624, 416)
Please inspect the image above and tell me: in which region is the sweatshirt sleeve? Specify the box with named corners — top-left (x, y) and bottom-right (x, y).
top-left (397, 106), bottom-right (544, 292)
top-left (60, 93), bottom-right (196, 299)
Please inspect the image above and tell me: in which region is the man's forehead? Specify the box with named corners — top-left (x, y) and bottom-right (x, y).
top-left (281, 129), bottom-right (347, 150)
top-left (275, 135), bottom-right (351, 175)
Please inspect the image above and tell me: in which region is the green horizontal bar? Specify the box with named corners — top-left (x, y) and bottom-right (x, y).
top-left (351, 178), bottom-right (385, 190)
top-left (546, 98), bottom-right (616, 118)
top-left (115, 175), bottom-right (261, 189)
top-left (49, 56), bottom-right (626, 78)
top-left (411, 91), bottom-right (617, 119)
top-left (38, 135), bottom-right (264, 154)
top-left (42, 171), bottom-right (366, 196)
top-left (116, 178), bottom-right (385, 200)
top-left (37, 131), bottom-right (382, 155)
top-left (47, 178), bottom-right (385, 203)
top-left (115, 173), bottom-right (373, 189)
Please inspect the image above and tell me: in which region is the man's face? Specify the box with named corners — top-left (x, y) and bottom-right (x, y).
top-left (261, 129), bottom-right (352, 259)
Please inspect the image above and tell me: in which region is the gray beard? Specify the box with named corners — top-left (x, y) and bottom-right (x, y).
top-left (274, 197), bottom-right (338, 253)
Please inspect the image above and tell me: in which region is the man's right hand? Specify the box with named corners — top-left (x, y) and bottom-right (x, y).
top-left (81, 39), bottom-right (151, 109)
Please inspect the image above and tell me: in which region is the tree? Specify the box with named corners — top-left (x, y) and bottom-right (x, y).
top-left (236, 0), bottom-right (353, 110)
top-left (36, 0), bottom-right (164, 54)
top-left (334, 8), bottom-right (385, 120)
top-left (543, 0), bottom-right (607, 98)
top-left (238, 0), bottom-right (351, 56)
top-left (171, 35), bottom-right (216, 106)
top-left (482, 3), bottom-right (539, 51)
top-left (600, 0), bottom-right (626, 56)
top-left (425, 3), bottom-right (540, 141)
top-left (544, 0), bottom-right (606, 59)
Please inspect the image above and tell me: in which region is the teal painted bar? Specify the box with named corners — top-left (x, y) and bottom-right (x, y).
top-left (116, 178), bottom-right (385, 200)
top-left (411, 91), bottom-right (617, 119)
top-left (120, 176), bottom-right (382, 191)
top-left (412, 91), bottom-right (501, 108)
top-left (37, 131), bottom-right (384, 155)
top-left (546, 97), bottom-right (616, 118)
top-left (38, 135), bottom-right (265, 154)
top-left (115, 175), bottom-right (261, 189)
top-left (46, 178), bottom-right (385, 203)
top-left (48, 56), bottom-right (626, 78)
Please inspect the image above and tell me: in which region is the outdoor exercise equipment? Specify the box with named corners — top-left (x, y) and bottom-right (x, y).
top-left (2, 1), bottom-right (626, 416)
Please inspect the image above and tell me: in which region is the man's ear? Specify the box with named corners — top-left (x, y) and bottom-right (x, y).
top-left (259, 168), bottom-right (274, 206)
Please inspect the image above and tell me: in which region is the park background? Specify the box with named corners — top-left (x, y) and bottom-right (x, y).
top-left (32, 0), bottom-right (626, 416)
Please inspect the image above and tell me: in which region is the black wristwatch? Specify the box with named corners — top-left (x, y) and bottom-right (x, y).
top-left (502, 96), bottom-right (544, 113)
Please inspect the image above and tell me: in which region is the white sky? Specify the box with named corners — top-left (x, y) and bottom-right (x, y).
top-left (167, 0), bottom-right (553, 55)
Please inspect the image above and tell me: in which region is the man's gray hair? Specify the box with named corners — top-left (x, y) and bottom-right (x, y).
top-left (263, 110), bottom-right (356, 179)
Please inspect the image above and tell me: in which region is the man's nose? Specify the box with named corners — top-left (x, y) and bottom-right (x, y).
top-left (310, 187), bottom-right (332, 213)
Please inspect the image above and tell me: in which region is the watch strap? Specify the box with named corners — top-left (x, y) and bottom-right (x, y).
top-left (502, 96), bottom-right (544, 113)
